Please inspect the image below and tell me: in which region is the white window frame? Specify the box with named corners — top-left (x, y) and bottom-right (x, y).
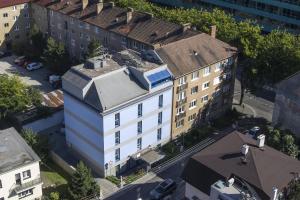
top-left (215, 62), bottom-right (222, 72)
top-left (213, 76), bottom-right (221, 85)
top-left (137, 138), bottom-right (142, 150)
top-left (12, 6), bottom-right (17, 11)
top-left (14, 26), bottom-right (19, 31)
top-left (191, 71), bottom-right (199, 81)
top-left (178, 76), bottom-right (186, 86)
top-left (176, 119), bottom-right (184, 128)
top-left (176, 106), bottom-right (185, 115)
top-left (157, 128), bottom-right (162, 141)
top-left (71, 39), bottom-right (75, 46)
top-left (22, 170), bottom-right (31, 180)
top-left (202, 81), bottom-right (210, 90)
top-left (13, 16), bottom-right (18, 21)
top-left (115, 148), bottom-right (120, 162)
top-left (189, 99), bottom-right (197, 110)
top-left (201, 95), bottom-right (209, 103)
top-left (115, 131), bottom-right (120, 145)
top-left (191, 86), bottom-right (198, 94)
top-left (177, 91), bottom-right (186, 101)
top-left (203, 67), bottom-right (210, 77)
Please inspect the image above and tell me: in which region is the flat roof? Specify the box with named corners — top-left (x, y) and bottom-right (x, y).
top-left (0, 128), bottom-right (40, 174)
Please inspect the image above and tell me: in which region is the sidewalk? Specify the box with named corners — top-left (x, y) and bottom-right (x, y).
top-left (233, 99), bottom-right (257, 117)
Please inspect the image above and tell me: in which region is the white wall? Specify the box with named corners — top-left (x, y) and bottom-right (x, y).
top-left (0, 162), bottom-right (42, 200)
top-left (185, 182), bottom-right (210, 200)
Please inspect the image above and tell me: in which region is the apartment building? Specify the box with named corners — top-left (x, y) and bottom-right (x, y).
top-left (151, 0), bottom-right (300, 33)
top-left (0, 127), bottom-right (43, 200)
top-left (31, 0), bottom-right (199, 60)
top-left (272, 71), bottom-right (300, 137)
top-left (155, 28), bottom-right (237, 139)
top-left (182, 131), bottom-right (300, 200)
top-left (0, 0), bottom-right (31, 50)
top-left (62, 51), bottom-right (173, 177)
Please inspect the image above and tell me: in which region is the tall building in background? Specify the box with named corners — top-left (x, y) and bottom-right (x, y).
top-left (150, 0), bottom-right (300, 33)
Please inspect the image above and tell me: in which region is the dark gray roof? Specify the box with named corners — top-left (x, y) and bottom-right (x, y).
top-left (277, 71), bottom-right (300, 100)
top-left (84, 68), bottom-right (148, 112)
top-left (0, 128), bottom-right (40, 174)
top-left (182, 131), bottom-right (300, 200)
top-left (156, 33), bottom-right (237, 77)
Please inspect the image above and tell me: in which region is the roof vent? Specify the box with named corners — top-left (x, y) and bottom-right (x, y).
top-left (85, 58), bottom-right (107, 69)
top-left (257, 134), bottom-right (265, 148)
top-left (241, 144), bottom-right (249, 156)
top-left (181, 23), bottom-right (191, 32)
top-left (126, 7), bottom-right (133, 23)
top-left (96, 0), bottom-right (103, 14)
top-left (210, 25), bottom-right (217, 38)
top-left (193, 50), bottom-right (198, 56)
top-left (226, 178), bottom-right (234, 187)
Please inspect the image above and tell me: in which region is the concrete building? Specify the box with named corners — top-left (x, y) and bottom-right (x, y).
top-left (273, 72), bottom-right (300, 136)
top-left (0, 127), bottom-right (43, 200)
top-left (182, 131), bottom-right (300, 200)
top-left (0, 0), bottom-right (31, 50)
top-left (62, 51), bottom-right (173, 177)
top-left (151, 0), bottom-right (300, 33)
top-left (155, 29), bottom-right (237, 139)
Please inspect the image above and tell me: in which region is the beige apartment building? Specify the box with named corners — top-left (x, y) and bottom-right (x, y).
top-left (0, 0), bottom-right (31, 50)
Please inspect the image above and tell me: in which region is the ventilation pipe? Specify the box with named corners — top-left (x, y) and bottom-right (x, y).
top-left (210, 25), bottom-right (216, 38)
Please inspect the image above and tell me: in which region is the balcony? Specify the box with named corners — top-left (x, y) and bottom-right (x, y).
top-left (176, 83), bottom-right (188, 93)
top-left (176, 98), bottom-right (187, 107)
top-left (12, 178), bottom-right (42, 194)
top-left (175, 112), bottom-right (186, 121)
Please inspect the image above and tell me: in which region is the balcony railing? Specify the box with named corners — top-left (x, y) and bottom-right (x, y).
top-left (13, 178), bottom-right (42, 193)
top-left (176, 83), bottom-right (188, 93)
top-left (176, 98), bottom-right (187, 107)
top-left (175, 112), bottom-right (186, 121)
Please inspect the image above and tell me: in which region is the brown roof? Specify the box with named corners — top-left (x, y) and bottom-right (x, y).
top-left (42, 89), bottom-right (64, 108)
top-left (33, 0), bottom-right (199, 47)
top-left (0, 0), bottom-right (30, 8)
top-left (156, 33), bottom-right (237, 77)
top-left (182, 131), bottom-right (300, 200)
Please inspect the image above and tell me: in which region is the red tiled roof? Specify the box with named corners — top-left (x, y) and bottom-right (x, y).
top-left (0, 0), bottom-right (31, 8)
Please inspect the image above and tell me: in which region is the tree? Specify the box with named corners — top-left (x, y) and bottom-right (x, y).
top-left (43, 37), bottom-right (70, 74)
top-left (21, 129), bottom-right (49, 162)
top-left (281, 134), bottom-right (299, 158)
top-left (27, 24), bottom-right (47, 59)
top-left (86, 39), bottom-right (102, 59)
top-left (49, 192), bottom-right (60, 200)
top-left (68, 161), bottom-right (100, 200)
top-left (0, 75), bottom-right (41, 119)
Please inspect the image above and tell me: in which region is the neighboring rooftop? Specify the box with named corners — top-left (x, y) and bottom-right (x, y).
top-left (277, 71), bottom-right (300, 100)
top-left (42, 89), bottom-right (64, 108)
top-left (34, 0), bottom-right (199, 48)
top-left (0, 128), bottom-right (40, 174)
top-left (182, 131), bottom-right (300, 200)
top-left (156, 33), bottom-right (237, 77)
top-left (0, 0), bottom-right (30, 8)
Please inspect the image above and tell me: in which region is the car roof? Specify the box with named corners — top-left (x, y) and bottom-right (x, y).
top-left (160, 179), bottom-right (174, 188)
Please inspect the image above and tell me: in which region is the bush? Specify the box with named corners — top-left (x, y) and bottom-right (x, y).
top-left (106, 176), bottom-right (121, 186)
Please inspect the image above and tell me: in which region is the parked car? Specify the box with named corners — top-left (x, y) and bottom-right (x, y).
top-left (0, 51), bottom-right (12, 58)
top-left (49, 75), bottom-right (61, 84)
top-left (26, 62), bottom-right (43, 71)
top-left (14, 56), bottom-right (26, 65)
top-left (150, 179), bottom-right (177, 200)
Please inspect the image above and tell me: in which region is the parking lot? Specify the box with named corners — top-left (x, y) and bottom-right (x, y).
top-left (0, 55), bottom-right (54, 93)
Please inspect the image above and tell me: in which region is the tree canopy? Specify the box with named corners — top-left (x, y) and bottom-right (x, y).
top-left (86, 39), bottom-right (102, 59)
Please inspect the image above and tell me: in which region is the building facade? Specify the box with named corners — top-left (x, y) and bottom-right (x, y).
top-left (0, 0), bottom-right (31, 50)
top-left (272, 72), bottom-right (300, 137)
top-left (151, 0), bottom-right (300, 33)
top-left (0, 128), bottom-right (43, 200)
top-left (62, 51), bottom-right (173, 177)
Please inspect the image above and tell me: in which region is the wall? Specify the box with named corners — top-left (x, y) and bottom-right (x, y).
top-left (0, 162), bottom-right (43, 200)
top-left (23, 110), bottom-right (64, 133)
top-left (31, 3), bottom-right (48, 34)
top-left (50, 151), bottom-right (76, 175)
top-left (185, 182), bottom-right (210, 200)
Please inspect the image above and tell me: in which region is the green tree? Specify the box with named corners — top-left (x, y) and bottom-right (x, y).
top-left (49, 192), bottom-right (60, 200)
top-left (21, 129), bottom-right (49, 162)
top-left (0, 75), bottom-right (41, 119)
top-left (28, 25), bottom-right (47, 59)
top-left (281, 134), bottom-right (299, 158)
top-left (43, 37), bottom-right (70, 74)
top-left (86, 39), bottom-right (102, 59)
top-left (68, 161), bottom-right (100, 200)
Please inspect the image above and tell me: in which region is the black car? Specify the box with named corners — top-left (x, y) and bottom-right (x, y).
top-left (150, 179), bottom-right (177, 199)
top-left (0, 51), bottom-right (12, 58)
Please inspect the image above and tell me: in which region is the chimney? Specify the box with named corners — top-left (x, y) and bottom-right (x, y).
top-left (96, 0), bottom-right (103, 14)
top-left (82, 0), bottom-right (88, 10)
top-left (241, 144), bottom-right (249, 156)
top-left (108, 1), bottom-right (114, 8)
top-left (257, 134), bottom-right (265, 148)
top-left (210, 25), bottom-right (216, 38)
top-left (271, 187), bottom-right (278, 200)
top-left (126, 7), bottom-right (133, 23)
top-left (182, 23), bottom-right (191, 32)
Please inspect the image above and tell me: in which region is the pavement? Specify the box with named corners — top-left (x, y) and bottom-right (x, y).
top-left (0, 55), bottom-right (53, 93)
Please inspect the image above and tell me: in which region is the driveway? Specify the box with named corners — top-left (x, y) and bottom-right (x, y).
top-left (0, 55), bottom-right (53, 93)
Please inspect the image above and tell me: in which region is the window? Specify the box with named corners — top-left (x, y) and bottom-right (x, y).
top-left (22, 170), bottom-right (31, 179)
top-left (80, 32), bottom-right (83, 38)
top-left (202, 81), bottom-right (210, 90)
top-left (158, 112), bottom-right (162, 125)
top-left (14, 26), bottom-right (19, 31)
top-left (50, 10), bottom-right (53, 16)
top-left (138, 103), bottom-right (143, 117)
top-left (95, 27), bottom-right (100, 33)
top-left (178, 76), bottom-right (186, 86)
top-left (132, 40), bottom-right (138, 48)
top-left (71, 39), bottom-right (75, 46)
top-left (212, 89), bottom-right (221, 98)
top-left (223, 85), bottom-right (230, 93)
top-left (189, 99), bottom-right (197, 109)
top-left (137, 121), bottom-right (142, 134)
top-left (24, 3), bottom-right (28, 9)
top-left (13, 16), bottom-right (18, 21)
top-left (4, 23), bottom-right (9, 28)
top-left (79, 22), bottom-right (83, 28)
top-left (12, 6), bottom-right (17, 11)
top-left (213, 76), bottom-right (221, 85)
top-left (80, 44), bottom-right (84, 50)
top-left (24, 13), bottom-right (29, 18)
top-left (176, 119), bottom-right (184, 128)
top-left (86, 35), bottom-right (90, 41)
top-left (59, 33), bottom-right (62, 40)
top-left (26, 23), bottom-right (30, 29)
top-left (3, 13), bottom-right (8, 17)
top-left (122, 37), bottom-right (127, 44)
top-left (4, 33), bottom-right (9, 38)
top-left (177, 91), bottom-right (186, 101)
top-left (191, 71), bottom-right (199, 80)
top-left (158, 95), bottom-right (163, 108)
top-left (201, 95), bottom-right (209, 103)
top-left (215, 62), bottom-right (221, 72)
top-left (57, 23), bottom-right (61, 29)
top-left (137, 138), bottom-right (142, 150)
top-left (115, 148), bottom-right (120, 162)
top-left (191, 86), bottom-right (198, 94)
top-left (228, 57), bottom-right (234, 65)
top-left (115, 113), bottom-right (120, 127)
top-left (176, 106), bottom-right (185, 115)
top-left (115, 131), bottom-right (120, 145)
top-left (85, 23), bottom-right (90, 30)
top-left (157, 128), bottom-right (162, 141)
top-left (18, 189), bottom-right (33, 198)
top-left (203, 67), bottom-right (210, 76)
top-left (188, 113), bottom-right (197, 122)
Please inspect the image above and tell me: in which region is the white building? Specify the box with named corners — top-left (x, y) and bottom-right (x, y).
top-left (62, 50), bottom-right (173, 177)
top-left (0, 128), bottom-right (43, 200)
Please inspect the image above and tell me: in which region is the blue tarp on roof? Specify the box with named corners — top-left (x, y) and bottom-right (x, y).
top-left (147, 70), bottom-right (171, 88)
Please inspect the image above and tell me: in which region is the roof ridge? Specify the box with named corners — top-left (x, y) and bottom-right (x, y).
top-left (248, 147), bottom-right (265, 190)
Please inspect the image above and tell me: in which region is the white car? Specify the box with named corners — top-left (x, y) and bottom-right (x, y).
top-left (26, 62), bottom-right (43, 71)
